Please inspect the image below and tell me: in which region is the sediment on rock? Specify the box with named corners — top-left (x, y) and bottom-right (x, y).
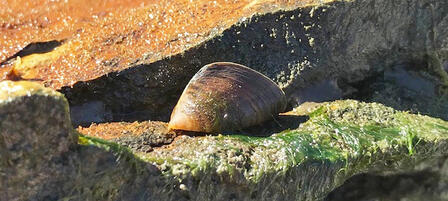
top-left (78, 121), bottom-right (176, 153)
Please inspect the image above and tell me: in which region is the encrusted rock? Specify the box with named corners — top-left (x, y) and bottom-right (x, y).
top-left (0, 81), bottom-right (76, 200)
top-left (2, 81), bottom-right (448, 200)
top-left (3, 0), bottom-right (448, 124)
top-left (78, 121), bottom-right (176, 153)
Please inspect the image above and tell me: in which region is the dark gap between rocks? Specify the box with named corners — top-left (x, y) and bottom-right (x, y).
top-left (65, 60), bottom-right (448, 129)
top-left (325, 171), bottom-right (441, 201)
top-left (346, 60), bottom-right (448, 121)
top-left (62, 60), bottom-right (188, 127)
top-left (289, 79), bottom-right (344, 108)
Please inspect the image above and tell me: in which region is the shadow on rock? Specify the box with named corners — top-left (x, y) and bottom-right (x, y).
top-left (174, 115), bottom-right (308, 137)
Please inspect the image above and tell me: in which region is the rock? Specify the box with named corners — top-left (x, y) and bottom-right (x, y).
top-left (326, 167), bottom-right (448, 201)
top-left (3, 0), bottom-right (448, 124)
top-left (78, 121), bottom-right (176, 153)
top-left (139, 100), bottom-right (448, 200)
top-left (0, 0), bottom-right (310, 87)
top-left (0, 81), bottom-right (76, 200)
top-left (2, 81), bottom-right (448, 200)
top-left (0, 81), bottom-right (164, 200)
top-left (59, 0), bottom-right (448, 123)
top-left (3, 0), bottom-right (448, 199)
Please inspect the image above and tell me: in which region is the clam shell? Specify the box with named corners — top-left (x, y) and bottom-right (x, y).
top-left (168, 62), bottom-right (287, 133)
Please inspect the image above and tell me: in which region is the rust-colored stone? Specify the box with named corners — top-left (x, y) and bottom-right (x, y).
top-left (77, 121), bottom-right (173, 140)
top-left (78, 121), bottom-right (176, 153)
top-left (1, 0), bottom-right (325, 89)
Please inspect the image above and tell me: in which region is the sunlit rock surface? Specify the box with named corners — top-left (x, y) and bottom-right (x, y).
top-left (2, 81), bottom-right (448, 200)
top-left (79, 121), bottom-right (176, 152)
top-left (2, 0), bottom-right (448, 125)
top-left (0, 81), bottom-right (166, 200)
top-left (0, 0), bottom-right (321, 87)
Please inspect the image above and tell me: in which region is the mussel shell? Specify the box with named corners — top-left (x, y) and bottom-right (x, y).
top-left (168, 62), bottom-right (287, 133)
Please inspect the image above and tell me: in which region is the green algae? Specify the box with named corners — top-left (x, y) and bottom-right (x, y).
top-left (77, 134), bottom-right (150, 175)
top-left (78, 134), bottom-right (128, 154)
top-left (75, 100), bottom-right (448, 200)
top-left (136, 100), bottom-right (448, 183)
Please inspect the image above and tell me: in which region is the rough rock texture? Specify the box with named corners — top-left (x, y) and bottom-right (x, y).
top-left (3, 0), bottom-right (448, 200)
top-left (3, 0), bottom-right (448, 124)
top-left (78, 121), bottom-right (176, 152)
top-left (0, 0), bottom-right (320, 87)
top-left (0, 81), bottom-right (76, 200)
top-left (0, 81), bottom-right (168, 201)
top-left (57, 0), bottom-right (448, 124)
top-left (140, 100), bottom-right (448, 200)
top-left (326, 164), bottom-right (448, 201)
top-left (3, 81), bottom-right (448, 200)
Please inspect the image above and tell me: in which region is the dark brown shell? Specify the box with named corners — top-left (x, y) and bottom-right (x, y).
top-left (168, 62), bottom-right (287, 133)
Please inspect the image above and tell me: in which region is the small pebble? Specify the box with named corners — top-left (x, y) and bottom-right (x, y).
top-left (179, 184), bottom-right (187, 191)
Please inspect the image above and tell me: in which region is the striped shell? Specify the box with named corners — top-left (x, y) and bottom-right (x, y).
top-left (168, 62), bottom-right (287, 133)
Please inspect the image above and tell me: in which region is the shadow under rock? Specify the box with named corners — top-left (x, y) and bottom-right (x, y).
top-left (177, 114), bottom-right (308, 137)
top-left (324, 170), bottom-right (442, 201)
top-left (241, 114), bottom-right (309, 137)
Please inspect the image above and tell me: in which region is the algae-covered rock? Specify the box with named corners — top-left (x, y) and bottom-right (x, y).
top-left (0, 81), bottom-right (169, 201)
top-left (2, 81), bottom-right (448, 200)
top-left (135, 100), bottom-right (448, 200)
top-left (80, 100), bottom-right (448, 200)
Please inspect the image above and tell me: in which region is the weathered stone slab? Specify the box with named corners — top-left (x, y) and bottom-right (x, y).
top-left (136, 100), bottom-right (448, 200)
top-left (79, 121), bottom-right (176, 152)
top-left (0, 0), bottom-right (320, 87)
top-left (4, 0), bottom-right (448, 125)
top-left (58, 0), bottom-right (448, 124)
top-left (0, 81), bottom-right (168, 200)
top-left (0, 81), bottom-right (76, 200)
top-left (3, 81), bottom-right (448, 200)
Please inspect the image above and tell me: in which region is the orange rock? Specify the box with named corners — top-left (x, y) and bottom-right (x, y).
top-left (77, 121), bottom-right (174, 140)
top-left (1, 0), bottom-right (325, 89)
